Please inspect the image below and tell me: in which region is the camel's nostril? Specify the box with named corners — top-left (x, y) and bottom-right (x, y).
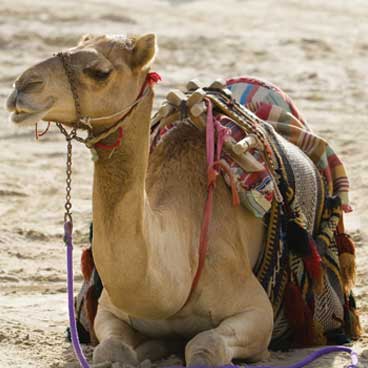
top-left (22, 79), bottom-right (45, 93)
top-left (15, 75), bottom-right (45, 93)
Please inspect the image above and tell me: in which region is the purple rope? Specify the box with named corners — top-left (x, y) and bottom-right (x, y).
top-left (64, 221), bottom-right (358, 368)
top-left (244, 345), bottom-right (358, 368)
top-left (65, 221), bottom-right (91, 368)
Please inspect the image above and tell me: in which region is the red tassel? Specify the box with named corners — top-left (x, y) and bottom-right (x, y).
top-left (81, 247), bottom-right (94, 282)
top-left (304, 240), bottom-right (323, 291)
top-left (147, 71), bottom-right (162, 86)
top-left (284, 281), bottom-right (315, 346)
top-left (284, 282), bottom-right (306, 327)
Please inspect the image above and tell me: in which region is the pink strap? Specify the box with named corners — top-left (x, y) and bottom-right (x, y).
top-left (206, 99), bottom-right (215, 165)
top-left (185, 99), bottom-right (239, 303)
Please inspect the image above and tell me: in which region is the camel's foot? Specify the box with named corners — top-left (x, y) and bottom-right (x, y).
top-left (186, 330), bottom-right (231, 366)
top-left (93, 337), bottom-right (139, 367)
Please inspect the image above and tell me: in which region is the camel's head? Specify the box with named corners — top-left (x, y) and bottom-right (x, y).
top-left (5, 33), bottom-right (157, 128)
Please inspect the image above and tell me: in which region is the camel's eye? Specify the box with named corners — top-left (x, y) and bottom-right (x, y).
top-left (84, 67), bottom-right (112, 81)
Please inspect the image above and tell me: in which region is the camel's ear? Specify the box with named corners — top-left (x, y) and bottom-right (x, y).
top-left (78, 33), bottom-right (94, 45)
top-left (131, 33), bottom-right (157, 69)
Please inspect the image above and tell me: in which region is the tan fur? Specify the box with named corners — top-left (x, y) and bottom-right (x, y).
top-left (6, 33), bottom-right (273, 366)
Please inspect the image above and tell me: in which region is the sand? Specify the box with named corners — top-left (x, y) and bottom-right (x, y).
top-left (0, 0), bottom-right (367, 367)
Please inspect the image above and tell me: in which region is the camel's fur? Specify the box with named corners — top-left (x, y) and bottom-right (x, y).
top-left (6, 34), bottom-right (273, 366)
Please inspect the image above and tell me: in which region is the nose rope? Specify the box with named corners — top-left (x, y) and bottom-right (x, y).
top-left (35, 122), bottom-right (51, 140)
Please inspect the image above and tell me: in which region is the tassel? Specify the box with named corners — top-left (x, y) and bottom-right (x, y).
top-left (336, 233), bottom-right (355, 255)
top-left (304, 239), bottom-right (324, 293)
top-left (286, 219), bottom-right (310, 256)
top-left (336, 218), bottom-right (356, 291)
top-left (81, 247), bottom-right (94, 282)
top-left (284, 282), bottom-right (306, 327)
top-left (284, 282), bottom-right (315, 346)
top-left (339, 253), bottom-right (356, 291)
top-left (348, 294), bottom-right (361, 339)
top-left (312, 320), bottom-right (327, 345)
top-left (343, 295), bottom-right (362, 340)
top-left (349, 308), bottom-right (361, 339)
top-left (86, 286), bottom-right (99, 346)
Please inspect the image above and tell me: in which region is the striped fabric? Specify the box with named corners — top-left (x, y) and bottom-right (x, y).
top-left (226, 77), bottom-right (351, 212)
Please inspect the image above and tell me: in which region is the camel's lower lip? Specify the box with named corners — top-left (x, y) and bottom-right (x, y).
top-left (9, 108), bottom-right (51, 126)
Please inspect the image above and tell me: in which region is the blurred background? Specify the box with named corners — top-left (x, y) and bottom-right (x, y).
top-left (0, 0), bottom-right (367, 367)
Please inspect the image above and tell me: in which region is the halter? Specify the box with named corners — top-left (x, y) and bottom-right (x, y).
top-left (54, 51), bottom-right (161, 157)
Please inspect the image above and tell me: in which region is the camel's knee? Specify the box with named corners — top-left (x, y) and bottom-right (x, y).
top-left (94, 306), bottom-right (143, 347)
top-left (217, 306), bottom-right (273, 362)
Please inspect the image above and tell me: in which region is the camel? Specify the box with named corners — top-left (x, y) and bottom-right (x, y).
top-left (5, 33), bottom-right (351, 367)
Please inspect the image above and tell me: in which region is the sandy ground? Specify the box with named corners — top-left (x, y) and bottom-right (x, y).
top-left (0, 0), bottom-right (367, 367)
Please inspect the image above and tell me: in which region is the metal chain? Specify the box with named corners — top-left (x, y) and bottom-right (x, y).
top-left (56, 52), bottom-right (82, 224)
top-left (64, 138), bottom-right (73, 223)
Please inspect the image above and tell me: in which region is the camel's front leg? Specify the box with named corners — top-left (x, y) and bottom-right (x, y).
top-left (93, 293), bottom-right (172, 366)
top-left (185, 278), bottom-right (273, 366)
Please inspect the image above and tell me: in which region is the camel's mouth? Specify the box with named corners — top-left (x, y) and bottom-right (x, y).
top-left (8, 98), bottom-right (55, 126)
top-left (10, 109), bottom-right (50, 125)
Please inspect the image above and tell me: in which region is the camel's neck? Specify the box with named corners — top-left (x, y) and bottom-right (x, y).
top-left (92, 93), bottom-right (152, 235)
top-left (92, 92), bottom-right (193, 319)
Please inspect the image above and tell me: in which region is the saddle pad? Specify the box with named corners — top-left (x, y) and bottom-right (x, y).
top-left (226, 76), bottom-right (351, 213)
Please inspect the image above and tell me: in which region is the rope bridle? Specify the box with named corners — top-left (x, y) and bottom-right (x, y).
top-left (55, 52), bottom-right (158, 147)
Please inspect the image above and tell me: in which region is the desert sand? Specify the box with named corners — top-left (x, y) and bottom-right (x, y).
top-left (0, 0), bottom-right (367, 367)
